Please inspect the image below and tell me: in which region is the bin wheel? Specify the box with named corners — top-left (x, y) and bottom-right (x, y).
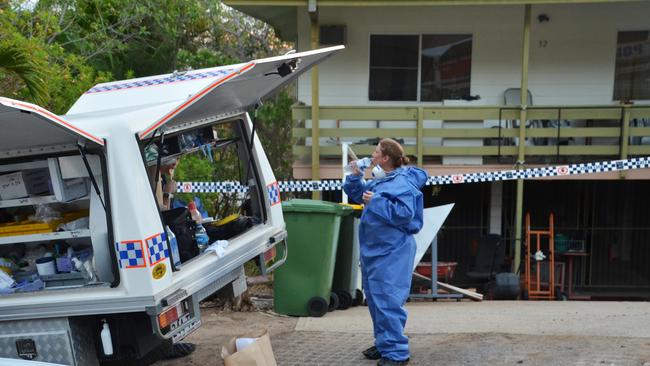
top-left (336, 291), bottom-right (352, 310)
top-left (328, 292), bottom-right (339, 312)
top-left (352, 289), bottom-right (364, 306)
top-left (307, 297), bottom-right (328, 317)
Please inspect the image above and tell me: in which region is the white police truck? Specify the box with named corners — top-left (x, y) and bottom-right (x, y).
top-left (0, 46), bottom-right (343, 365)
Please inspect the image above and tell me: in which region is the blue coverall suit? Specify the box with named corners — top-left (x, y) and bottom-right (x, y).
top-left (343, 166), bottom-right (428, 362)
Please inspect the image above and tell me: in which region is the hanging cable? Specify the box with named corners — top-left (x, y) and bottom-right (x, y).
top-left (244, 102), bottom-right (261, 183)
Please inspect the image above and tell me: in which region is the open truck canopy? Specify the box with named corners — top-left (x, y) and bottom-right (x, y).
top-left (66, 46), bottom-right (344, 139)
top-left (0, 97), bottom-right (104, 158)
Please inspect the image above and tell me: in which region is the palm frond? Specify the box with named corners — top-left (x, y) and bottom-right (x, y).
top-left (0, 40), bottom-right (49, 104)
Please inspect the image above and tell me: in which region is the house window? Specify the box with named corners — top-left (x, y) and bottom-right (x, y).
top-left (614, 31), bottom-right (650, 101)
top-left (369, 34), bottom-right (472, 101)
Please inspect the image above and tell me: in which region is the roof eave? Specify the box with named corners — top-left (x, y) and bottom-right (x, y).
top-left (225, 0), bottom-right (645, 6)
top-left (225, 0), bottom-right (644, 43)
top-left (227, 4), bottom-right (298, 42)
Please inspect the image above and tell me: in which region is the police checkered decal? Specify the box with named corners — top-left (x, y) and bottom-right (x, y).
top-left (146, 232), bottom-right (169, 266)
top-left (176, 156), bottom-right (650, 192)
top-left (85, 68), bottom-right (236, 94)
top-left (116, 241), bottom-right (146, 269)
top-left (267, 182), bottom-right (281, 206)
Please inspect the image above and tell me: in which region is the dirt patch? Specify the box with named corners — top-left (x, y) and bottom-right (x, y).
top-left (154, 310), bottom-right (297, 366)
top-left (199, 277), bottom-right (275, 313)
top-left (155, 281), bottom-right (290, 366)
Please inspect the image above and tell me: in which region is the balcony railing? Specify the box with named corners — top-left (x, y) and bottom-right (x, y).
top-left (292, 105), bottom-right (650, 165)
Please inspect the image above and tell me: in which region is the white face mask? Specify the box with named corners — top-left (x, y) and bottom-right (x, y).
top-left (372, 165), bottom-right (386, 179)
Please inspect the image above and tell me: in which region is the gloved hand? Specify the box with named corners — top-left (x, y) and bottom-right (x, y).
top-left (362, 191), bottom-right (374, 204)
top-left (345, 157), bottom-right (371, 176)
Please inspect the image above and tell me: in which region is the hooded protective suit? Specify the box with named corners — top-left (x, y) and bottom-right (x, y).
top-left (343, 166), bottom-right (428, 361)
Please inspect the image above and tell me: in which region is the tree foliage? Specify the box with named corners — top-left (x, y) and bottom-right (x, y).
top-left (0, 30), bottom-right (49, 104)
top-left (0, 1), bottom-right (112, 113)
top-left (256, 89), bottom-right (296, 180)
top-left (1, 0), bottom-right (297, 176)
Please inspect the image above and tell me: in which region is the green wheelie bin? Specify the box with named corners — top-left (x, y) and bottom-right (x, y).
top-left (331, 204), bottom-right (364, 310)
top-left (274, 199), bottom-right (353, 317)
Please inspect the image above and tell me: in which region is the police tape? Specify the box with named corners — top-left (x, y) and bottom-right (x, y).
top-left (176, 156), bottom-right (650, 193)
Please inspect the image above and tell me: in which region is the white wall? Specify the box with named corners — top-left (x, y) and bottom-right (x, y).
top-left (296, 2), bottom-right (650, 107)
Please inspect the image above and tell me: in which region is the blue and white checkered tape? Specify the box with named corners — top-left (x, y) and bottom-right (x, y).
top-left (278, 180), bottom-right (343, 192)
top-left (177, 181), bottom-right (249, 193)
top-left (175, 156), bottom-right (650, 193)
top-left (85, 68), bottom-right (236, 94)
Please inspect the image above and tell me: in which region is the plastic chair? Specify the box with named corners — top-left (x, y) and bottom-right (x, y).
top-left (504, 88), bottom-right (572, 147)
top-left (504, 88), bottom-right (533, 107)
top-left (630, 118), bottom-right (650, 146)
top-left (502, 89), bottom-right (534, 147)
top-left (467, 234), bottom-right (506, 283)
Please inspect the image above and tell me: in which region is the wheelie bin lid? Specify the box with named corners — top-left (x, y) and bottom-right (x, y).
top-left (282, 199), bottom-right (353, 215)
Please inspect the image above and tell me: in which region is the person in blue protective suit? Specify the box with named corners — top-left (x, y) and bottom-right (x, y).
top-left (343, 138), bottom-right (428, 366)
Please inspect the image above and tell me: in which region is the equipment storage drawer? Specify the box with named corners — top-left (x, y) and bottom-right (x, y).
top-left (0, 317), bottom-right (98, 366)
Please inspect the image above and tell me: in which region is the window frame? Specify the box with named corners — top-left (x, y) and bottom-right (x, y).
top-left (613, 30), bottom-right (650, 102)
top-left (137, 117), bottom-right (268, 258)
top-left (368, 32), bottom-right (474, 103)
top-left (367, 33), bottom-right (420, 102)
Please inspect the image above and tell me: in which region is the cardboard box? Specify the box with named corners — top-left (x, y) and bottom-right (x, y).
top-left (221, 329), bottom-right (277, 366)
top-left (49, 158), bottom-right (89, 202)
top-left (58, 155), bottom-right (101, 179)
top-left (0, 169), bottom-right (50, 200)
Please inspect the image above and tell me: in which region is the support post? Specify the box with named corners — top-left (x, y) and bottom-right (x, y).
top-left (514, 4), bottom-right (531, 274)
top-left (310, 10), bottom-right (320, 200)
top-left (417, 107), bottom-right (424, 166)
top-left (342, 143), bottom-right (349, 204)
top-left (619, 105), bottom-right (631, 178)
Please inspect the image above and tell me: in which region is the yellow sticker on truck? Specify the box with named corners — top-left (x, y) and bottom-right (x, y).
top-left (152, 263), bottom-right (167, 280)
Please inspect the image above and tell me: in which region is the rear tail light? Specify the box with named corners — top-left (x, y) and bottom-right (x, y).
top-left (158, 303), bottom-right (182, 329)
top-left (263, 246), bottom-right (276, 263)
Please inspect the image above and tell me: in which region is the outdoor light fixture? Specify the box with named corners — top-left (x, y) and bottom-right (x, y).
top-left (308, 0), bottom-right (317, 13)
top-left (266, 59), bottom-right (300, 78)
top-left (277, 60), bottom-right (297, 77)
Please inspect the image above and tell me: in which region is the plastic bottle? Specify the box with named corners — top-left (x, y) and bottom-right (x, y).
top-left (344, 157), bottom-right (372, 175)
top-left (188, 202), bottom-right (209, 252)
top-left (100, 319), bottom-right (113, 356)
top-left (71, 258), bottom-right (87, 278)
top-left (195, 225), bottom-right (209, 253)
top-left (188, 201), bottom-right (202, 224)
top-left (165, 226), bottom-right (182, 268)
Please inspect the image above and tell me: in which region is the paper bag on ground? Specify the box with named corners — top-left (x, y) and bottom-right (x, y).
top-left (221, 328), bottom-right (277, 366)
